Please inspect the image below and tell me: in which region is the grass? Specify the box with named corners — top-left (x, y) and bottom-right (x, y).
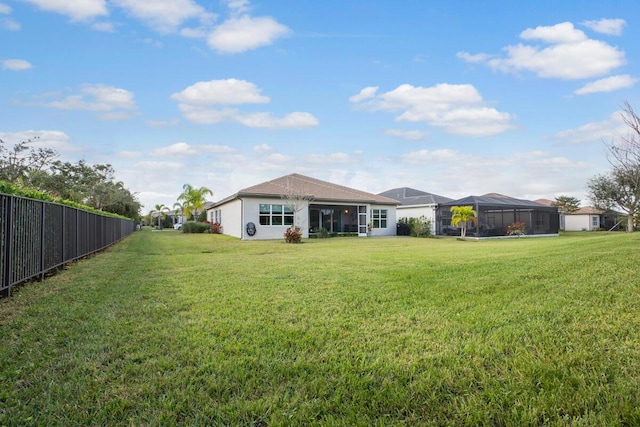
top-left (1, 231), bottom-right (640, 426)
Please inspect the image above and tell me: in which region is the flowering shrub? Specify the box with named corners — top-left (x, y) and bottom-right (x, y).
top-left (284, 226), bottom-right (303, 243)
top-left (210, 221), bottom-right (222, 234)
top-left (506, 221), bottom-right (526, 236)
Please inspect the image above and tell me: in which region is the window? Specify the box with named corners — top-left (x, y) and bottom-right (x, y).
top-left (259, 204), bottom-right (294, 226)
top-left (592, 216), bottom-right (599, 228)
top-left (372, 209), bottom-right (387, 229)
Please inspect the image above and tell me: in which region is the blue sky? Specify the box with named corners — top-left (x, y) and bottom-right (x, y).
top-left (2, 0), bottom-right (639, 212)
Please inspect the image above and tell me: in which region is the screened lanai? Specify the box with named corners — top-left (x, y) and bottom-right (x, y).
top-left (437, 193), bottom-right (560, 237)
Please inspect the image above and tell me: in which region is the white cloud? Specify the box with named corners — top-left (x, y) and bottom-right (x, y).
top-left (555, 112), bottom-right (628, 144)
top-left (1, 18), bottom-right (20, 31)
top-left (581, 18), bottom-right (626, 36)
top-left (266, 153), bottom-right (292, 163)
top-left (0, 3), bottom-right (10, 14)
top-left (384, 129), bottom-right (425, 140)
top-left (134, 160), bottom-right (184, 170)
top-left (91, 21), bottom-right (114, 32)
top-left (574, 74), bottom-right (639, 95)
top-left (307, 152), bottom-right (355, 164)
top-left (207, 15), bottom-right (290, 53)
top-left (0, 130), bottom-right (84, 155)
top-left (116, 150), bottom-right (143, 159)
top-left (145, 118), bottom-right (180, 128)
top-left (171, 79), bottom-right (270, 105)
top-left (464, 22), bottom-right (625, 80)
top-left (110, 0), bottom-right (215, 33)
top-left (22, 0), bottom-right (107, 21)
top-left (24, 84), bottom-right (138, 120)
top-left (152, 142), bottom-right (234, 156)
top-left (2, 59), bottom-right (32, 71)
top-left (456, 52), bottom-right (493, 63)
top-left (253, 144), bottom-right (273, 152)
top-left (402, 149), bottom-right (459, 164)
top-left (225, 0), bottom-right (251, 15)
top-left (350, 83), bottom-right (514, 136)
top-left (235, 111), bottom-right (318, 129)
top-left (172, 79), bottom-right (318, 129)
top-left (520, 21), bottom-right (587, 43)
top-left (349, 86), bottom-right (378, 103)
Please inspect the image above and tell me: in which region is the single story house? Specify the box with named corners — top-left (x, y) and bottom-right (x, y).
top-left (438, 193), bottom-right (560, 237)
top-left (534, 200), bottom-right (622, 231)
top-left (207, 173), bottom-right (399, 240)
top-left (378, 187), bottom-right (453, 235)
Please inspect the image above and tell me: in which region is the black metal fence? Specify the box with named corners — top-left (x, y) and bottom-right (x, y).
top-left (1, 192), bottom-right (135, 297)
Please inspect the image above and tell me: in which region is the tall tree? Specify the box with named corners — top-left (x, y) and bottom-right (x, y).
top-left (177, 184), bottom-right (213, 221)
top-left (450, 205), bottom-right (478, 238)
top-left (588, 101), bottom-right (640, 233)
top-left (552, 195), bottom-right (581, 215)
top-left (552, 195), bottom-right (580, 231)
top-left (0, 137), bottom-right (57, 184)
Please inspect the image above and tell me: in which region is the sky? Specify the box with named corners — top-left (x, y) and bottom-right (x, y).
top-left (2, 0), bottom-right (639, 212)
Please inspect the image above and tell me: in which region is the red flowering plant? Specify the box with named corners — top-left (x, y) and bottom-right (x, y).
top-left (284, 226), bottom-right (303, 243)
top-left (210, 222), bottom-right (222, 234)
top-left (506, 221), bottom-right (526, 236)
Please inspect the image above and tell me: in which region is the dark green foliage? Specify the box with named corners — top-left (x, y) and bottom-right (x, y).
top-left (181, 221), bottom-right (210, 233)
top-left (398, 216), bottom-right (433, 237)
top-left (315, 227), bottom-right (329, 238)
top-left (0, 137), bottom-right (140, 219)
top-left (0, 180), bottom-right (130, 220)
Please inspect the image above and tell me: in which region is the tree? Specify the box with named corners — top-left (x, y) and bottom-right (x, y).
top-left (0, 137), bottom-right (58, 184)
top-left (177, 184), bottom-right (213, 221)
top-left (450, 205), bottom-right (478, 238)
top-left (588, 101), bottom-right (640, 233)
top-left (281, 175), bottom-right (314, 230)
top-left (552, 195), bottom-right (580, 231)
top-left (151, 204), bottom-right (169, 229)
top-left (173, 202), bottom-right (185, 225)
top-left (552, 195), bottom-right (580, 215)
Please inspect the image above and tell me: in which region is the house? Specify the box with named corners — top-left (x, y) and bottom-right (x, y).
top-left (378, 187), bottom-right (453, 235)
top-left (534, 199), bottom-right (622, 231)
top-left (438, 193), bottom-right (560, 237)
top-left (207, 173), bottom-right (399, 240)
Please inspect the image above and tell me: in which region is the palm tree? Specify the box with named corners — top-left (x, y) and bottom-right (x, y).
top-left (172, 202), bottom-right (185, 225)
top-left (177, 184), bottom-right (213, 222)
top-left (450, 205), bottom-right (478, 238)
top-left (151, 204), bottom-right (169, 229)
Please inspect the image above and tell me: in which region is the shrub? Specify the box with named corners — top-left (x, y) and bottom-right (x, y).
top-left (315, 227), bottom-right (329, 239)
top-left (506, 221), bottom-right (526, 236)
top-left (398, 216), bottom-right (433, 237)
top-left (210, 222), bottom-right (222, 234)
top-left (182, 221), bottom-right (210, 233)
top-left (284, 226), bottom-right (302, 243)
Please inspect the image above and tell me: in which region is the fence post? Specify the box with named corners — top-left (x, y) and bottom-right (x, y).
top-left (40, 201), bottom-right (46, 281)
top-left (4, 196), bottom-right (14, 297)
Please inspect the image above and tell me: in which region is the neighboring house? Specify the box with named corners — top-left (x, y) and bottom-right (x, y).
top-left (438, 193), bottom-right (560, 237)
top-left (564, 207), bottom-right (604, 231)
top-left (207, 173), bottom-right (398, 240)
top-left (378, 187), bottom-right (453, 235)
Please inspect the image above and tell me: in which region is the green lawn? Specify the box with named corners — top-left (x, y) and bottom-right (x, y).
top-left (1, 231), bottom-right (639, 426)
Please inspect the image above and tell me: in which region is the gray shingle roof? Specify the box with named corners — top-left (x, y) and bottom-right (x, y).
top-left (379, 187), bottom-right (453, 206)
top-left (441, 193), bottom-right (551, 209)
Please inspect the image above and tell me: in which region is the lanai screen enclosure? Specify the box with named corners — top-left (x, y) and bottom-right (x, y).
top-left (438, 194), bottom-right (560, 237)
